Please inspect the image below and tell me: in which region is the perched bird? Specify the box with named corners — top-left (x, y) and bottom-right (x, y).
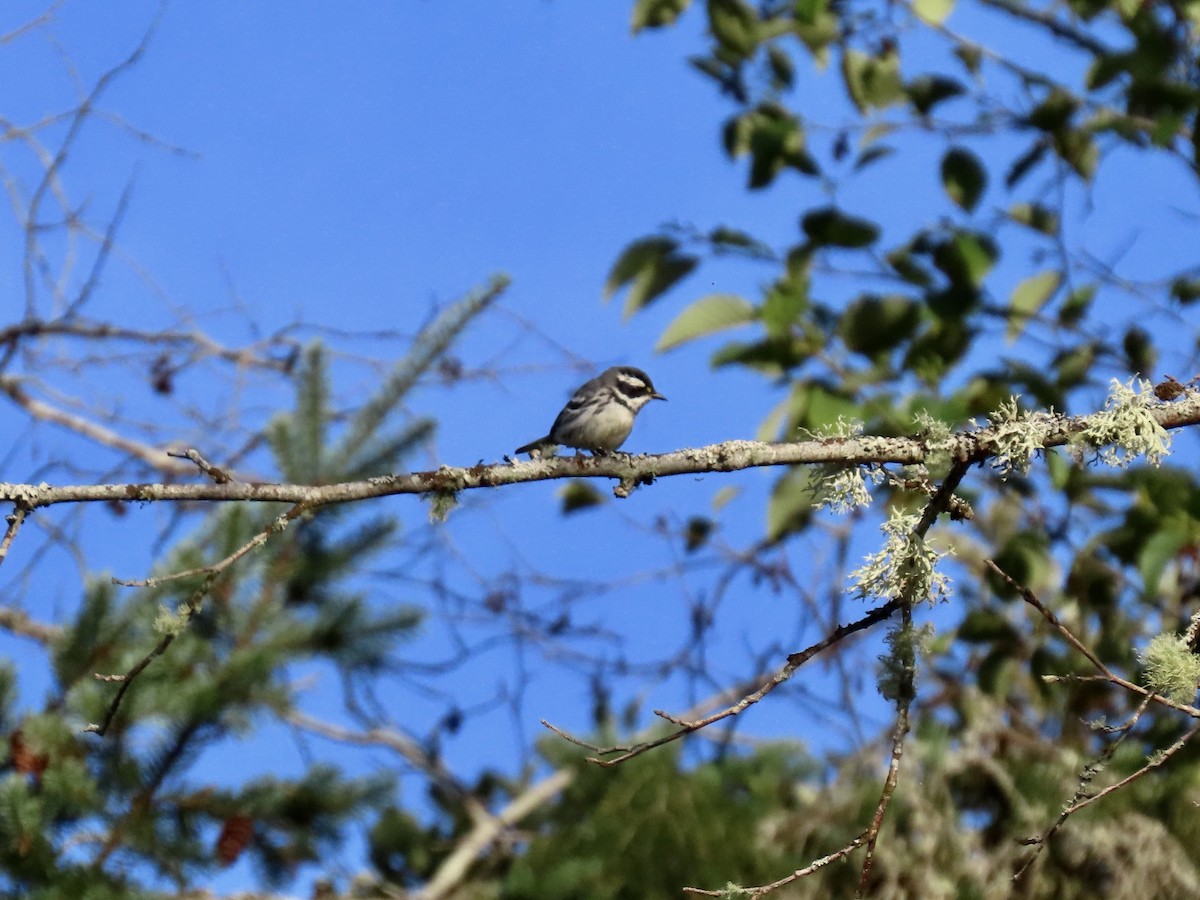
top-left (515, 366), bottom-right (666, 455)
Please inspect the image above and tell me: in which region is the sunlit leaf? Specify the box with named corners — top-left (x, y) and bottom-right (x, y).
top-left (1007, 270), bottom-right (1060, 341)
top-left (708, 0), bottom-right (759, 59)
top-left (841, 48), bottom-right (904, 113)
top-left (656, 294), bottom-right (757, 351)
top-left (1008, 202), bottom-right (1059, 235)
top-left (631, 0), bottom-right (693, 31)
top-left (1137, 525), bottom-right (1191, 599)
top-left (912, 0), bottom-right (956, 25)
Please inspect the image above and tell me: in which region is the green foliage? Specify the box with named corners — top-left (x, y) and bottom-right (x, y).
top-left (940, 146), bottom-right (987, 213)
top-left (605, 237), bottom-right (699, 317)
top-left (656, 293), bottom-right (757, 351)
top-left (0, 286), bottom-right (500, 895)
top-left (502, 744), bottom-right (814, 899)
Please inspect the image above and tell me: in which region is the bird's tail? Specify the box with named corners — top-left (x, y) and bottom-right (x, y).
top-left (514, 436), bottom-right (553, 455)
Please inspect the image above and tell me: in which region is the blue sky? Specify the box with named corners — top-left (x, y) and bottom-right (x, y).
top-left (2, 0), bottom-right (1199, 892)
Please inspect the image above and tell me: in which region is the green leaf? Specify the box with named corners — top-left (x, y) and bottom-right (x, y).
top-left (1008, 202), bottom-right (1059, 235)
top-left (761, 283), bottom-right (808, 336)
top-left (954, 44), bottom-right (982, 74)
top-left (1006, 139), bottom-right (1048, 188)
top-left (801, 207), bottom-right (880, 248)
top-left (711, 335), bottom-right (810, 375)
top-left (766, 45), bottom-right (795, 89)
top-left (1137, 525), bottom-right (1191, 599)
top-left (656, 294), bottom-right (757, 351)
top-left (707, 226), bottom-right (773, 259)
top-left (1007, 270), bottom-right (1061, 341)
top-left (1170, 277), bottom-right (1200, 305)
top-left (1123, 325), bottom-right (1156, 375)
top-left (766, 468), bottom-right (817, 541)
top-left (906, 74), bottom-right (965, 116)
top-left (558, 480), bottom-right (606, 514)
top-left (708, 0), bottom-right (759, 60)
top-left (723, 105), bottom-right (819, 186)
top-left (605, 237), bottom-right (699, 317)
top-left (940, 147), bottom-right (987, 213)
top-left (787, 381), bottom-right (859, 432)
top-left (1027, 89), bottom-right (1079, 131)
top-left (839, 295), bottom-right (921, 357)
top-left (932, 231), bottom-right (998, 288)
top-left (631, 0), bottom-right (693, 31)
top-left (841, 48), bottom-right (904, 113)
top-left (1059, 283), bottom-right (1096, 326)
top-left (912, 0), bottom-right (956, 25)
top-left (1053, 341), bottom-right (1098, 387)
top-left (1053, 128), bottom-right (1099, 180)
top-left (854, 144), bottom-right (895, 171)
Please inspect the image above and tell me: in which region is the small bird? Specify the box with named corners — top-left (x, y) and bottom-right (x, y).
top-left (515, 366), bottom-right (666, 456)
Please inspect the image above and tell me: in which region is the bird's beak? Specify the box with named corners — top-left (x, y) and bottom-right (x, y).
top-left (652, 391), bottom-right (667, 401)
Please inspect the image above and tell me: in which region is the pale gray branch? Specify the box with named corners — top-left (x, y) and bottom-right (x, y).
top-left (0, 390), bottom-right (1196, 510)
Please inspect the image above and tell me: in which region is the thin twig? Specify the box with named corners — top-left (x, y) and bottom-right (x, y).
top-left (542, 598), bottom-right (901, 766)
top-left (683, 835), bottom-right (866, 896)
top-left (857, 604), bottom-right (913, 896)
top-left (1012, 694), bottom-right (1153, 881)
top-left (113, 502), bottom-right (309, 588)
top-left (87, 502), bottom-right (314, 735)
top-left (84, 570), bottom-right (217, 737)
top-left (166, 447), bottom-right (234, 484)
top-left (0, 503), bottom-right (28, 566)
top-left (0, 376), bottom-right (195, 476)
top-left (988, 560), bottom-right (1200, 718)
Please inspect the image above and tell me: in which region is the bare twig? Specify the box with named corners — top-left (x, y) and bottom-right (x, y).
top-left (84, 570), bottom-right (217, 737)
top-left (0, 376), bottom-right (195, 476)
top-left (988, 560), bottom-right (1200, 718)
top-left (23, 8), bottom-right (163, 316)
top-left (287, 711), bottom-right (492, 826)
top-left (0, 317), bottom-right (297, 372)
top-left (112, 501), bottom-right (308, 588)
top-left (990, 557), bottom-right (1200, 880)
top-left (542, 597), bottom-right (901, 766)
top-left (87, 502), bottom-right (313, 735)
top-left (166, 447), bottom-right (234, 484)
top-left (857, 605), bottom-right (913, 897)
top-left (683, 835), bottom-right (866, 896)
top-left (0, 503), bottom-right (28, 566)
top-left (0, 606), bottom-right (62, 643)
top-left (413, 771), bottom-right (574, 900)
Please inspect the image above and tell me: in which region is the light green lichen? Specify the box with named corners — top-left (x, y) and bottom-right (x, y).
top-left (849, 510), bottom-right (953, 606)
top-left (1082, 377), bottom-right (1171, 468)
top-left (1140, 633), bottom-right (1200, 704)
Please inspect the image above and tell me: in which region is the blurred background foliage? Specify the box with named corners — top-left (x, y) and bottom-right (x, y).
top-left (1, 0), bottom-right (1199, 897)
